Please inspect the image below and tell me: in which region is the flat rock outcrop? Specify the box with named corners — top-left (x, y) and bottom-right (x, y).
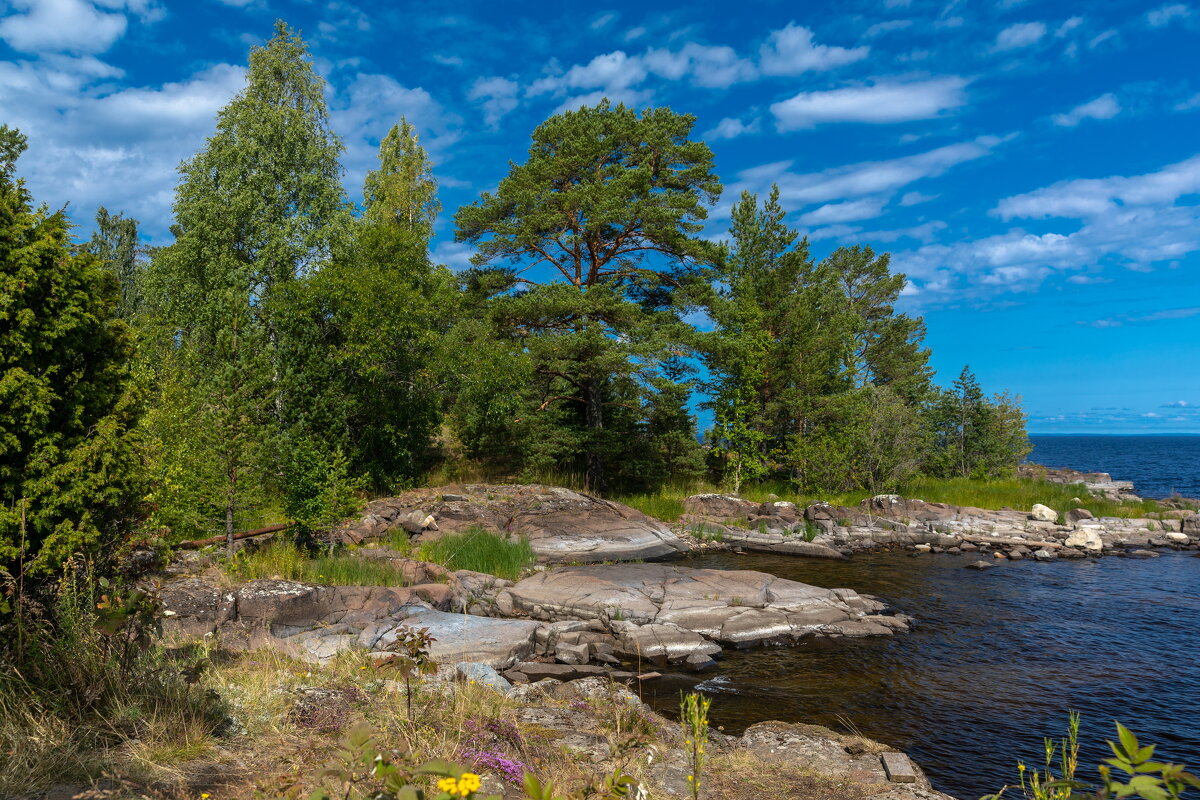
top-left (159, 577), bottom-right (542, 669)
top-left (340, 484), bottom-right (688, 563)
top-left (496, 563), bottom-right (907, 661)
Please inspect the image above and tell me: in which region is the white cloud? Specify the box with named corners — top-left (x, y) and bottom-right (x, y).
top-left (644, 42), bottom-right (756, 88)
top-left (704, 116), bottom-right (760, 140)
top-left (900, 154), bottom-right (1200, 295)
top-left (798, 197), bottom-right (887, 224)
top-left (0, 0), bottom-right (128, 53)
top-left (865, 19), bottom-right (913, 37)
top-left (528, 42), bottom-right (757, 109)
top-left (900, 190), bottom-right (938, 205)
top-left (1146, 3), bottom-right (1191, 27)
top-left (992, 21), bottom-right (1047, 51)
top-left (995, 154), bottom-right (1200, 220)
top-left (1056, 16), bottom-right (1084, 36)
top-left (736, 135), bottom-right (1001, 207)
top-left (769, 77), bottom-right (969, 130)
top-left (1163, 400), bottom-right (1192, 407)
top-left (2, 58), bottom-right (246, 235)
top-left (1052, 93), bottom-right (1121, 126)
top-left (758, 23), bottom-right (868, 75)
top-left (468, 76), bottom-right (520, 127)
top-left (590, 11), bottom-right (618, 30)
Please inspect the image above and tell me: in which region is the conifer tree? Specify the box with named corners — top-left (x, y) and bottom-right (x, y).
top-left (0, 126), bottom-right (142, 575)
top-left (85, 207), bottom-right (143, 321)
top-left (454, 101), bottom-right (719, 492)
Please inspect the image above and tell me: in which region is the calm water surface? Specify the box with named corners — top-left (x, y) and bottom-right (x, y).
top-left (1028, 435), bottom-right (1200, 499)
top-left (642, 551), bottom-right (1200, 800)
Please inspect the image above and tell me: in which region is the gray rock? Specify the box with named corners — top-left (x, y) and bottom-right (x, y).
top-left (454, 661), bottom-right (513, 694)
top-left (1030, 504), bottom-right (1058, 522)
top-left (1033, 549), bottom-right (1055, 561)
top-left (555, 641), bottom-right (591, 665)
top-left (965, 560), bottom-right (995, 570)
top-left (1065, 508), bottom-right (1095, 524)
top-left (1126, 549), bottom-right (1160, 558)
top-left (1064, 529), bottom-right (1103, 551)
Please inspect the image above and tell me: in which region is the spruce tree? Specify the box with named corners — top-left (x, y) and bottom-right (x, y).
top-left (0, 126), bottom-right (142, 575)
top-left (85, 207), bottom-right (143, 321)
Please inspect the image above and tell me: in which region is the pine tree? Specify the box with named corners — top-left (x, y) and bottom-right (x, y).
top-left (454, 101), bottom-right (720, 493)
top-left (0, 126), bottom-right (142, 575)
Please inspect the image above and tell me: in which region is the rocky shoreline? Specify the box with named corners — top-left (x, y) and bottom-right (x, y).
top-left (150, 469), bottom-right (1197, 799)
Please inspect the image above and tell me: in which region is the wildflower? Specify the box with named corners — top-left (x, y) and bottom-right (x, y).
top-left (201, 794), bottom-right (210, 799)
top-left (458, 773), bottom-right (482, 795)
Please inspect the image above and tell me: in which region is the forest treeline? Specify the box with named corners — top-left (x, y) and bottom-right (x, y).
top-left (1, 22), bottom-right (1028, 573)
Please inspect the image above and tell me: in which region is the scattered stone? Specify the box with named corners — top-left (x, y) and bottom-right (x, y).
top-left (1126, 549), bottom-right (1160, 558)
top-left (1064, 529), bottom-right (1104, 552)
top-left (555, 641), bottom-right (591, 665)
top-left (966, 561), bottom-right (995, 570)
top-left (454, 662), bottom-right (513, 694)
top-left (1030, 504), bottom-right (1058, 522)
top-left (1058, 548), bottom-right (1087, 559)
top-left (882, 752), bottom-right (919, 783)
top-left (1065, 508), bottom-right (1095, 524)
top-left (1165, 532), bottom-right (1190, 543)
top-left (1033, 549), bottom-right (1055, 561)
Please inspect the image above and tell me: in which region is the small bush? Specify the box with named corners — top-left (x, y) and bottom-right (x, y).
top-left (418, 528), bottom-right (534, 581)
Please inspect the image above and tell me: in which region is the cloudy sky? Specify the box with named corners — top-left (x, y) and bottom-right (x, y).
top-left (2, 0), bottom-right (1198, 433)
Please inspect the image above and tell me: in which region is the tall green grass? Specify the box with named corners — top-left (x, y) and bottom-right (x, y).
top-left (225, 542), bottom-right (415, 586)
top-left (417, 527), bottom-right (535, 581)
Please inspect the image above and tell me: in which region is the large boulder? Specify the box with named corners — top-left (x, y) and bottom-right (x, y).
top-left (341, 484), bottom-right (688, 563)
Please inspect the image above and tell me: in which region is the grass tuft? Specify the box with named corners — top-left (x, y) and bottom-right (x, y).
top-left (417, 527), bottom-right (535, 581)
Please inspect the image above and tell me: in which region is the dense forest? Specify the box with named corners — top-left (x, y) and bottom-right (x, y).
top-left (0, 22), bottom-right (1029, 574)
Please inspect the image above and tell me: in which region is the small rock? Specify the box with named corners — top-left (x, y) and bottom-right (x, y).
top-left (881, 752), bottom-right (918, 784)
top-left (1033, 549), bottom-right (1055, 561)
top-left (454, 662), bottom-right (513, 694)
top-left (1008, 551), bottom-right (1025, 561)
top-left (960, 543), bottom-right (978, 552)
top-left (966, 560), bottom-right (995, 570)
top-left (1165, 532), bottom-right (1190, 543)
top-left (1065, 508), bottom-right (1095, 524)
top-left (1058, 548), bottom-right (1086, 559)
top-left (555, 642), bottom-right (591, 666)
top-left (1065, 529), bottom-right (1104, 552)
top-left (1126, 549), bottom-right (1160, 558)
top-left (685, 651), bottom-right (718, 671)
top-left (1030, 504), bottom-right (1058, 522)
top-left (993, 551), bottom-right (1007, 559)
top-left (914, 544), bottom-right (932, 552)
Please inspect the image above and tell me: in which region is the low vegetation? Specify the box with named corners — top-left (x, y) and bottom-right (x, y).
top-left (225, 541), bottom-right (419, 586)
top-left (616, 475), bottom-right (1178, 524)
top-left (417, 528), bottom-right (536, 582)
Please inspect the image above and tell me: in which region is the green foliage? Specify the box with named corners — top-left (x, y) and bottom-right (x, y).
top-left (983, 714), bottom-right (1199, 800)
top-left (453, 100), bottom-right (719, 494)
top-left (375, 625), bottom-right (437, 720)
top-left (417, 528), bottom-right (535, 581)
top-left (679, 691), bottom-right (711, 800)
top-left (224, 541), bottom-right (417, 586)
top-left (283, 438), bottom-right (365, 536)
top-left (142, 21), bottom-right (350, 547)
top-left (0, 124), bottom-right (144, 576)
top-left (710, 390), bottom-right (769, 494)
top-left (926, 366), bottom-right (1031, 480)
top-left (0, 572), bottom-right (223, 795)
top-left (83, 206), bottom-right (144, 321)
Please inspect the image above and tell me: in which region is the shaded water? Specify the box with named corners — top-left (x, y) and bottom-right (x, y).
top-left (641, 551), bottom-right (1200, 800)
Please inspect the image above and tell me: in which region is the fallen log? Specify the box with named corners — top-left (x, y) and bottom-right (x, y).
top-left (175, 522), bottom-right (295, 550)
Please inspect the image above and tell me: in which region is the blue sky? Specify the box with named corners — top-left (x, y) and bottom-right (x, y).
top-left (2, 0), bottom-right (1198, 433)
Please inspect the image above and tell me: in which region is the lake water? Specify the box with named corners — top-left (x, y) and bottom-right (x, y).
top-left (643, 550), bottom-right (1200, 800)
top-left (1028, 435), bottom-right (1200, 499)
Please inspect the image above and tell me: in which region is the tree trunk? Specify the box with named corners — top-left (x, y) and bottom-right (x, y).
top-left (584, 377), bottom-right (605, 494)
top-left (226, 465), bottom-right (237, 555)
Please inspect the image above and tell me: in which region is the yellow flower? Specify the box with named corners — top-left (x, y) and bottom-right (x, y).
top-left (437, 777), bottom-right (458, 794)
top-left (457, 773), bottom-right (481, 796)
top-left (201, 795), bottom-right (210, 799)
